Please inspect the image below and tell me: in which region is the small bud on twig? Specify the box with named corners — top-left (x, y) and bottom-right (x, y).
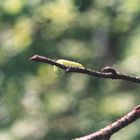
top-left (102, 66), bottom-right (117, 75)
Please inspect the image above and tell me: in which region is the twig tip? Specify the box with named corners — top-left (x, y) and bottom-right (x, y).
top-left (29, 54), bottom-right (39, 61)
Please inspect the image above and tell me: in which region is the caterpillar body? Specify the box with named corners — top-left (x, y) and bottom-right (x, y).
top-left (54, 59), bottom-right (84, 75)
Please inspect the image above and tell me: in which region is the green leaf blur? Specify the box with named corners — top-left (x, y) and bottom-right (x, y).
top-left (0, 0), bottom-right (140, 140)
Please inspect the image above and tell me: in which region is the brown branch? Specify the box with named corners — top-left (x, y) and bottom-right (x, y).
top-left (29, 55), bottom-right (140, 139)
top-left (73, 105), bottom-right (140, 140)
top-left (29, 54), bottom-right (140, 84)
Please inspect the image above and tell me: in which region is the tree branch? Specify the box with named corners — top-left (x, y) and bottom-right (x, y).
top-left (29, 55), bottom-right (140, 139)
top-left (73, 105), bottom-right (140, 140)
top-left (29, 54), bottom-right (140, 84)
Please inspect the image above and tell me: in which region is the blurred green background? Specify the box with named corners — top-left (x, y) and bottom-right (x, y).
top-left (0, 0), bottom-right (140, 140)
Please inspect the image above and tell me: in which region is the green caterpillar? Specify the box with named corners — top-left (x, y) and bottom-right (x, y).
top-left (54, 59), bottom-right (84, 75)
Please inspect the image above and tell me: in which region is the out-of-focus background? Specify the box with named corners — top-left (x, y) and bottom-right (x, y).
top-left (0, 0), bottom-right (140, 140)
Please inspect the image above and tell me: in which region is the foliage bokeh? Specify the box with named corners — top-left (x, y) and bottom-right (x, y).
top-left (0, 0), bottom-right (140, 140)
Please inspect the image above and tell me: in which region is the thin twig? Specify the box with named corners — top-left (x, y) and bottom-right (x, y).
top-left (29, 54), bottom-right (140, 84)
top-left (73, 105), bottom-right (140, 140)
top-left (29, 55), bottom-right (140, 140)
